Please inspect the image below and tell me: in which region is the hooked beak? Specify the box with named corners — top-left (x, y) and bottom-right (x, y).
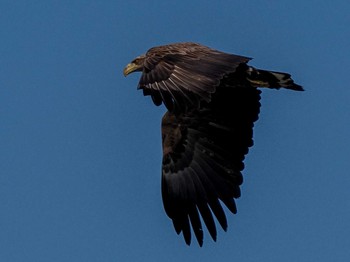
top-left (123, 63), bottom-right (140, 77)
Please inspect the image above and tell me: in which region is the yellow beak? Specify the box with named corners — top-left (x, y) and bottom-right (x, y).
top-left (123, 63), bottom-right (140, 77)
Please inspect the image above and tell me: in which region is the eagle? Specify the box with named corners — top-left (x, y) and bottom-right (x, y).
top-left (123, 42), bottom-right (303, 246)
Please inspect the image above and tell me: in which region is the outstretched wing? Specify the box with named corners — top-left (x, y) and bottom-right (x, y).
top-left (161, 85), bottom-right (261, 246)
top-left (139, 42), bottom-right (250, 112)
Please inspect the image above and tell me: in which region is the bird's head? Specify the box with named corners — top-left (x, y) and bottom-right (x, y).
top-left (123, 55), bottom-right (146, 76)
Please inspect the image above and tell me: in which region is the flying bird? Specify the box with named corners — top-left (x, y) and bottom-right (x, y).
top-left (123, 42), bottom-right (303, 246)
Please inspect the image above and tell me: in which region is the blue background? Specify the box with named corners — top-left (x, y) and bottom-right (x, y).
top-left (1, 1), bottom-right (349, 261)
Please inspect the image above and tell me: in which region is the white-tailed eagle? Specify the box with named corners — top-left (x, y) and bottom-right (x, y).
top-left (124, 42), bottom-right (303, 246)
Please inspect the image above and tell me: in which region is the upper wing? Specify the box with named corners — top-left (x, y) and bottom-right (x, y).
top-left (161, 84), bottom-right (261, 246)
top-left (139, 43), bottom-right (250, 112)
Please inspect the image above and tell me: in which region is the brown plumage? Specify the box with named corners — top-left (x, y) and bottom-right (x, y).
top-left (124, 42), bottom-right (303, 246)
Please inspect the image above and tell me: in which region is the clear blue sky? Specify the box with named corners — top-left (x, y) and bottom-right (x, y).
top-left (1, 1), bottom-right (350, 261)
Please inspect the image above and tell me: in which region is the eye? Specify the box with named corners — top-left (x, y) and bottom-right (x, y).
top-left (131, 56), bottom-right (144, 64)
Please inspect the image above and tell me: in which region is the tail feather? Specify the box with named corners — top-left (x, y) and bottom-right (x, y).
top-left (247, 67), bottom-right (303, 91)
